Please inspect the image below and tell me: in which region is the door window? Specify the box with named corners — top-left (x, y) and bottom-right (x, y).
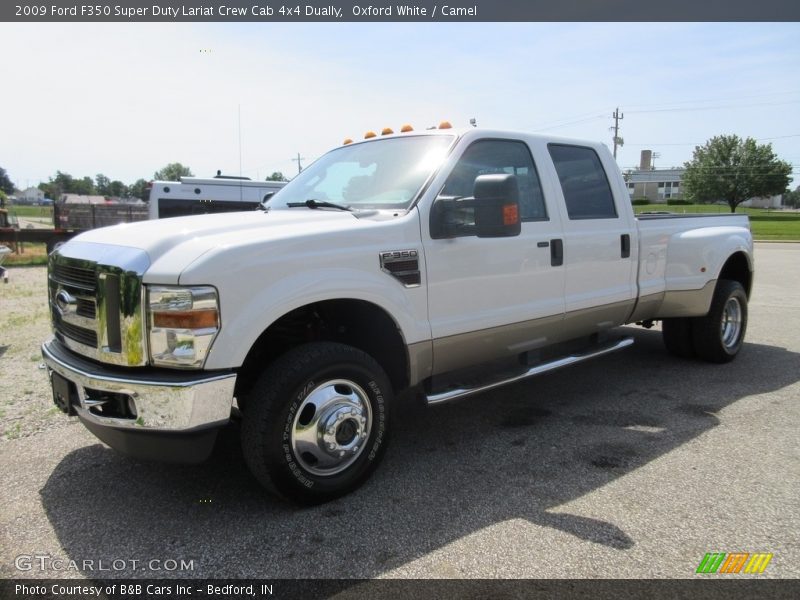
top-left (548, 144), bottom-right (617, 220)
top-left (438, 140), bottom-right (547, 234)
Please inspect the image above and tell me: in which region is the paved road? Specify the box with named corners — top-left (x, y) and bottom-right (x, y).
top-left (1, 243), bottom-right (798, 581)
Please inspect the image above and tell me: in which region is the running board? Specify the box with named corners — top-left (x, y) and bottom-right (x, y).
top-left (426, 336), bottom-right (634, 405)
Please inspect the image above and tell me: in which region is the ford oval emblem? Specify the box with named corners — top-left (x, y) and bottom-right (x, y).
top-left (55, 289), bottom-right (77, 315)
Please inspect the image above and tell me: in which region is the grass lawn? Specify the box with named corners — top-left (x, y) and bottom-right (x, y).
top-left (6, 205), bottom-right (53, 219)
top-left (1, 243), bottom-right (49, 266)
top-left (634, 204), bottom-right (800, 241)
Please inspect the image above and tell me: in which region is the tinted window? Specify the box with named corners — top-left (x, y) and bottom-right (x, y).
top-left (548, 144), bottom-right (617, 219)
top-left (157, 198), bottom-right (258, 218)
top-left (440, 140), bottom-right (547, 222)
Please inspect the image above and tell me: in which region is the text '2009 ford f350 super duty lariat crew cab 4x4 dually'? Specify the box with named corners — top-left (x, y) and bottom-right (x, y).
top-left (42, 125), bottom-right (753, 503)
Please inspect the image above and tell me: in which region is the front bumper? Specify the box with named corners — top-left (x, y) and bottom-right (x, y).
top-left (42, 338), bottom-right (236, 463)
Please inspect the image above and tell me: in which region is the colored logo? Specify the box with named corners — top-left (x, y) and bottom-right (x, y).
top-left (696, 552), bottom-right (773, 574)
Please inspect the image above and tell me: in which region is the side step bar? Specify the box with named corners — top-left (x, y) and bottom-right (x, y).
top-left (426, 336), bottom-right (634, 405)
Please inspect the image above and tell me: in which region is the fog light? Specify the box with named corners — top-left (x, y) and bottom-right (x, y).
top-left (127, 397), bottom-right (138, 418)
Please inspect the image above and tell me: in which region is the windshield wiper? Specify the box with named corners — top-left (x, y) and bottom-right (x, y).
top-left (286, 199), bottom-right (353, 212)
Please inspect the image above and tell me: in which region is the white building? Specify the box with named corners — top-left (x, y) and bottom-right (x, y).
top-left (740, 195), bottom-right (782, 209)
top-left (17, 187), bottom-right (45, 204)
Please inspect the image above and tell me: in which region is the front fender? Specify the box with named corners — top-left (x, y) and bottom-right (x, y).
top-left (200, 266), bottom-right (429, 370)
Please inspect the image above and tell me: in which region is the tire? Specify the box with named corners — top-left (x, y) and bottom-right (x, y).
top-left (662, 318), bottom-right (695, 359)
top-left (241, 342), bottom-right (392, 504)
top-left (691, 280), bottom-right (748, 363)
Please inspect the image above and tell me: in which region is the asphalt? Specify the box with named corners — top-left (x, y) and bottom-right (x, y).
top-left (1, 243), bottom-right (798, 582)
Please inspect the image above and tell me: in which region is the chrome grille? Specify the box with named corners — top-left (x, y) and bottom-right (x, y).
top-left (52, 263), bottom-right (97, 291)
top-left (76, 298), bottom-right (96, 319)
top-left (50, 259), bottom-right (99, 352)
top-left (53, 312), bottom-right (98, 347)
top-left (48, 243), bottom-right (149, 367)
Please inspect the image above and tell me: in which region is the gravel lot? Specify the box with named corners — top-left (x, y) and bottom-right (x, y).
top-left (0, 244), bottom-right (798, 582)
top-left (0, 267), bottom-right (63, 440)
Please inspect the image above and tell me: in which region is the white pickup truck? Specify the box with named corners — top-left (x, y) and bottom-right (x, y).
top-left (42, 126), bottom-right (753, 503)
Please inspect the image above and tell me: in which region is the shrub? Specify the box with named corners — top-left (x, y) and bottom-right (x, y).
top-left (631, 198), bottom-right (650, 206)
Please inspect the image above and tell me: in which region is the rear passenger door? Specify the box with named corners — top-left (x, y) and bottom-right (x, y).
top-left (547, 144), bottom-right (637, 336)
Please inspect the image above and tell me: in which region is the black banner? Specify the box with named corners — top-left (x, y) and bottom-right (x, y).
top-left (2, 579), bottom-right (800, 600)
top-left (3, 0), bottom-right (800, 23)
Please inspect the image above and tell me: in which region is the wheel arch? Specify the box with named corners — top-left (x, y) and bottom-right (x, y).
top-left (717, 250), bottom-right (753, 298)
top-left (234, 298), bottom-right (410, 408)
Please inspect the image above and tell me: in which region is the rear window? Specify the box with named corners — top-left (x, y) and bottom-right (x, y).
top-left (548, 144), bottom-right (617, 220)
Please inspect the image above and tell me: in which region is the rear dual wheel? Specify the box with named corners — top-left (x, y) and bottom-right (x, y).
top-left (662, 280), bottom-right (747, 363)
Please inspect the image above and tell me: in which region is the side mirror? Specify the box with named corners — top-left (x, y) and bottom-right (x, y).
top-left (473, 174), bottom-right (521, 238)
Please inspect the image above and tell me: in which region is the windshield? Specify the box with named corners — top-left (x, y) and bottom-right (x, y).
top-left (267, 135), bottom-right (454, 211)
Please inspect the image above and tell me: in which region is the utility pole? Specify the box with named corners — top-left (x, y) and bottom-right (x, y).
top-left (651, 152), bottom-right (661, 170)
top-left (612, 108), bottom-right (624, 159)
top-left (292, 153), bottom-right (305, 174)
top-left (238, 105), bottom-right (243, 177)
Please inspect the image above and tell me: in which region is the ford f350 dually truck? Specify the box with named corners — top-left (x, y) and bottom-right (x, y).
top-left (42, 126), bottom-right (753, 503)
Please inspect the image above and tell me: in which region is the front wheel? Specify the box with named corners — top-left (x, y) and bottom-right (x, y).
top-left (241, 342), bottom-right (392, 504)
top-left (691, 280), bottom-right (748, 363)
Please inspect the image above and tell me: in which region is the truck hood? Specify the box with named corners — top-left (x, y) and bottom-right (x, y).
top-left (69, 209), bottom-right (360, 277)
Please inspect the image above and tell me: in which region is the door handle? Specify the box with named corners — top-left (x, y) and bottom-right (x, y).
top-left (621, 234), bottom-right (631, 259)
top-left (550, 239), bottom-right (563, 267)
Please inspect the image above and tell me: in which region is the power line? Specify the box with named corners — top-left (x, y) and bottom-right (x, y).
top-left (625, 134), bottom-right (800, 147)
top-left (626, 99), bottom-right (800, 115)
top-left (623, 89), bottom-right (800, 111)
top-left (531, 114), bottom-right (607, 132)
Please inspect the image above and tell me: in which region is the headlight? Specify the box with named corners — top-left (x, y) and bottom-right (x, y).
top-left (147, 286), bottom-right (220, 368)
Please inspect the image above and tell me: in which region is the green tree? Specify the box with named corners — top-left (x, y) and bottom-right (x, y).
top-left (682, 135), bottom-right (792, 213)
top-left (127, 179), bottom-right (149, 201)
top-left (52, 171), bottom-right (74, 192)
top-left (38, 181), bottom-right (55, 200)
top-left (266, 171), bottom-right (288, 182)
top-left (108, 180), bottom-right (127, 197)
top-left (154, 162), bottom-right (193, 181)
top-left (95, 174), bottom-right (111, 196)
top-left (74, 176), bottom-right (96, 195)
top-left (0, 167), bottom-right (15, 194)
top-left (43, 171), bottom-right (75, 200)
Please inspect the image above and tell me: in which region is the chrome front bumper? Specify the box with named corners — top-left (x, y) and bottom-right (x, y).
top-left (42, 338), bottom-right (236, 462)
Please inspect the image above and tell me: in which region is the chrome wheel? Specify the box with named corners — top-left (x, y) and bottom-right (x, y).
top-left (720, 297), bottom-right (742, 350)
top-left (290, 379), bottom-right (372, 476)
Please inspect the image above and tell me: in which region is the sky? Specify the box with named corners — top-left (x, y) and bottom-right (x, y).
top-left (2, 22), bottom-right (800, 190)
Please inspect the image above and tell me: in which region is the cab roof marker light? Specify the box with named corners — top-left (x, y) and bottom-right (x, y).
top-left (400, 124), bottom-right (414, 133)
top-left (364, 131), bottom-right (377, 139)
top-left (381, 127), bottom-right (394, 135)
top-left (438, 121), bottom-right (452, 130)
top-left (343, 138), bottom-right (353, 145)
